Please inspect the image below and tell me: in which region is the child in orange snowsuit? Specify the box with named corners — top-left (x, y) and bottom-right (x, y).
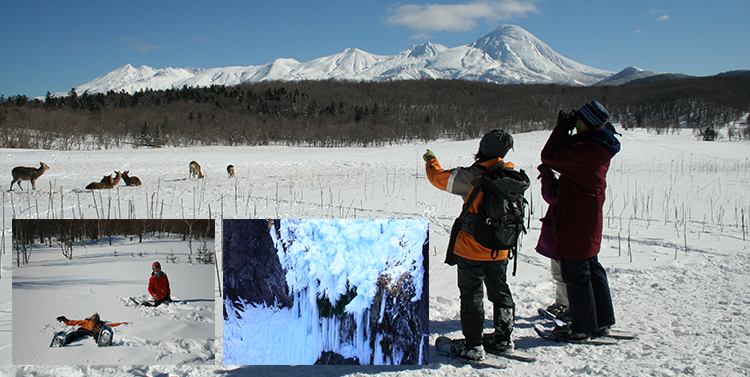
top-left (56, 312), bottom-right (128, 345)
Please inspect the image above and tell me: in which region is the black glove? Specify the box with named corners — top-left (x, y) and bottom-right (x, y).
top-left (557, 109), bottom-right (577, 131)
top-left (537, 164), bottom-right (551, 179)
top-left (56, 316), bottom-right (66, 322)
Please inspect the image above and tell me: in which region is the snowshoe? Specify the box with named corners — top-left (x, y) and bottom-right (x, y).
top-left (450, 339), bottom-right (486, 361)
top-left (539, 304), bottom-right (571, 323)
top-left (534, 324), bottom-right (617, 345)
top-left (50, 331), bottom-right (67, 347)
top-left (97, 325), bottom-right (114, 347)
top-left (596, 326), bottom-right (637, 340)
top-left (435, 336), bottom-right (508, 368)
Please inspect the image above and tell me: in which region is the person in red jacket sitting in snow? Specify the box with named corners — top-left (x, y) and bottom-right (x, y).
top-left (148, 261), bottom-right (172, 307)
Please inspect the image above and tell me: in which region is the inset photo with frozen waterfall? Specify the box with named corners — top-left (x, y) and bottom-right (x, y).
top-left (222, 219), bottom-right (429, 365)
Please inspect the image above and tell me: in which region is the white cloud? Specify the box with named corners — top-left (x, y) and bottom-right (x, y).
top-left (409, 33), bottom-right (434, 40)
top-left (650, 8), bottom-right (670, 21)
top-left (386, 0), bottom-right (539, 32)
top-left (650, 8), bottom-right (666, 15)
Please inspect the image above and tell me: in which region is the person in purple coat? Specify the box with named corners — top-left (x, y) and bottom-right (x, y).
top-left (540, 100), bottom-right (621, 340)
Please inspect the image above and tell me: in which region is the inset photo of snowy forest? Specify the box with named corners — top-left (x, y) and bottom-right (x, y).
top-left (222, 219), bottom-right (429, 366)
top-left (11, 219), bottom-right (217, 366)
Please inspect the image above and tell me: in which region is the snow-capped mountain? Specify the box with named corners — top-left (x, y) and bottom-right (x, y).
top-left (68, 24), bottom-right (615, 96)
top-left (592, 66), bottom-right (660, 86)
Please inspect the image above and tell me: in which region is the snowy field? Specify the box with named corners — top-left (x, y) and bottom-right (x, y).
top-left (1, 127), bottom-right (749, 376)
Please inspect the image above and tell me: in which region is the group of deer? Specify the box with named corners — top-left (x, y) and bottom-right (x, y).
top-left (10, 160), bottom-right (233, 192)
top-left (189, 161), bottom-right (235, 179)
top-left (85, 170), bottom-right (142, 190)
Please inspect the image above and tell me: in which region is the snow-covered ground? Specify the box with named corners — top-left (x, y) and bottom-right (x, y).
top-left (1, 127), bottom-right (749, 376)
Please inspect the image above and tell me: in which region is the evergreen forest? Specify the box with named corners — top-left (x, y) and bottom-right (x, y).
top-left (1, 72), bottom-right (749, 150)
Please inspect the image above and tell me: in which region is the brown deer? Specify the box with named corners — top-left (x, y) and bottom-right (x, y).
top-left (112, 171), bottom-right (122, 186)
top-left (86, 174), bottom-right (115, 190)
top-left (189, 161), bottom-right (204, 179)
top-left (227, 164), bottom-right (235, 178)
top-left (122, 171), bottom-right (142, 186)
top-left (10, 162), bottom-right (50, 191)
top-left (101, 171), bottom-right (121, 186)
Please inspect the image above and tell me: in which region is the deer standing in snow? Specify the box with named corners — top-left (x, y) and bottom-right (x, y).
top-left (10, 162), bottom-right (50, 191)
top-left (189, 161), bottom-right (204, 179)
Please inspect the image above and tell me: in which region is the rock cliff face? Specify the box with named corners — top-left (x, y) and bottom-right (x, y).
top-left (222, 219), bottom-right (293, 317)
top-left (368, 245), bottom-right (430, 365)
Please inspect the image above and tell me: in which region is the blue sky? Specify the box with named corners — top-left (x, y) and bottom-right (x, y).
top-left (2, 0), bottom-right (748, 98)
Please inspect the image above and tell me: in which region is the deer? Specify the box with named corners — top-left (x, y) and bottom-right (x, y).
top-left (86, 174), bottom-right (114, 190)
top-left (112, 171), bottom-right (122, 186)
top-left (122, 171), bottom-right (142, 186)
top-left (10, 162), bottom-right (50, 191)
top-left (227, 164), bottom-right (235, 178)
top-left (101, 171), bottom-right (121, 186)
top-left (189, 161), bottom-right (204, 179)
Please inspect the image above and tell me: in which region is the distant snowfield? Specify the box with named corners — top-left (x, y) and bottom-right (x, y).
top-left (1, 128), bottom-right (750, 376)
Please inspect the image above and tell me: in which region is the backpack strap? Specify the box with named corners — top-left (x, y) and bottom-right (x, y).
top-left (444, 165), bottom-right (487, 265)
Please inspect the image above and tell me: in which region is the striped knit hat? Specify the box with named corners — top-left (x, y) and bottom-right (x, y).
top-left (578, 100), bottom-right (609, 129)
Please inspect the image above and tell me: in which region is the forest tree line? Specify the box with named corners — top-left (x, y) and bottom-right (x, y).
top-left (1, 72), bottom-right (749, 150)
top-left (12, 219), bottom-right (214, 266)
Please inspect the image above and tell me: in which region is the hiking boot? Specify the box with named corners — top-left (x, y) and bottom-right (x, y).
top-left (595, 325), bottom-right (613, 336)
top-left (550, 325), bottom-right (591, 341)
top-left (483, 333), bottom-right (514, 353)
top-left (556, 308), bottom-right (571, 323)
top-left (451, 340), bottom-right (486, 361)
top-left (545, 302), bottom-right (567, 317)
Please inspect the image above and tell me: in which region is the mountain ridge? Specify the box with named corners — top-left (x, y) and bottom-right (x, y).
top-left (62, 24), bottom-right (664, 96)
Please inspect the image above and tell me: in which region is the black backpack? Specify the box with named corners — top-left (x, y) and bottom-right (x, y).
top-left (446, 164), bottom-right (530, 275)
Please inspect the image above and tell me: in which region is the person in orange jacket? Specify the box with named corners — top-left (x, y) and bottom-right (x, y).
top-left (55, 312), bottom-right (128, 345)
top-left (424, 129), bottom-right (516, 360)
top-left (148, 261), bottom-right (172, 306)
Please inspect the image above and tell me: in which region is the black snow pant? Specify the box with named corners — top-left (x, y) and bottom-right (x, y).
top-left (64, 328), bottom-right (97, 345)
top-left (560, 256), bottom-right (616, 334)
top-left (457, 255), bottom-right (515, 348)
top-left (153, 294), bottom-right (173, 307)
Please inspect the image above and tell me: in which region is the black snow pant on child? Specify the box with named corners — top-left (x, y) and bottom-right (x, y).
top-left (560, 256), bottom-right (616, 334)
top-left (457, 255), bottom-right (515, 348)
top-left (64, 328), bottom-right (97, 345)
